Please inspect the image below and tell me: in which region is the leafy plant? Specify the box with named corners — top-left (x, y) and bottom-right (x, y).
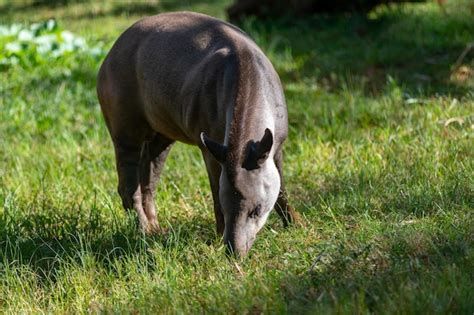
top-left (0, 19), bottom-right (104, 69)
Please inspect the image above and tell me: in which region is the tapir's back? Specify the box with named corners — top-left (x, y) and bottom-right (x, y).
top-left (98, 12), bottom-right (267, 144)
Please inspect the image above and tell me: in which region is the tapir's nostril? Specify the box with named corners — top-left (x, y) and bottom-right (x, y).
top-left (248, 204), bottom-right (262, 219)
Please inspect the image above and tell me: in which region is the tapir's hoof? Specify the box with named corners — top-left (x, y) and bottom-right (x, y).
top-left (141, 220), bottom-right (165, 235)
top-left (284, 207), bottom-right (305, 228)
top-left (290, 211), bottom-right (305, 227)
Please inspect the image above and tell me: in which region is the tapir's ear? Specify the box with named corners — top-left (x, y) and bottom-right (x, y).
top-left (258, 128), bottom-right (273, 160)
top-left (200, 132), bottom-right (227, 163)
top-left (242, 128), bottom-right (273, 170)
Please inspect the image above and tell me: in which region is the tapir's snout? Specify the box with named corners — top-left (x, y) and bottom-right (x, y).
top-left (224, 226), bottom-right (256, 257)
top-left (221, 202), bottom-right (274, 256)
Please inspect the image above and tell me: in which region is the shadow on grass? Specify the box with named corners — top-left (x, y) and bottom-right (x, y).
top-left (234, 6), bottom-right (473, 97)
top-left (0, 205), bottom-right (217, 282)
top-left (26, 0), bottom-right (87, 8)
top-left (0, 0), bottom-right (228, 20)
top-left (72, 0), bottom-right (229, 20)
top-left (293, 165), bottom-right (472, 220)
top-left (278, 225), bottom-right (474, 313)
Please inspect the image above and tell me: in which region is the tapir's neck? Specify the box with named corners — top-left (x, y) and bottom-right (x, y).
top-left (225, 48), bottom-right (276, 167)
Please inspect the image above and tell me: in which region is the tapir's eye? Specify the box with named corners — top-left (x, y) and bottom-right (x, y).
top-left (248, 204), bottom-right (262, 219)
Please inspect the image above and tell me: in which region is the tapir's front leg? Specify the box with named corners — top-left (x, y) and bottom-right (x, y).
top-left (202, 151), bottom-right (225, 235)
top-left (274, 149), bottom-right (303, 227)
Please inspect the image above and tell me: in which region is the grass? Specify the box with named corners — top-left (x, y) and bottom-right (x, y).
top-left (0, 0), bottom-right (473, 313)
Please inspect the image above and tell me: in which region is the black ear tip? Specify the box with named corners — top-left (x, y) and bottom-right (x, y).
top-left (264, 129), bottom-right (273, 141)
top-left (262, 128), bottom-right (273, 145)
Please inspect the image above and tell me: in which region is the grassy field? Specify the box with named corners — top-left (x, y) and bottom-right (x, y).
top-left (0, 0), bottom-right (473, 313)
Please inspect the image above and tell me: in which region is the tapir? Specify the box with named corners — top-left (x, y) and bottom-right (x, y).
top-left (97, 12), bottom-right (300, 256)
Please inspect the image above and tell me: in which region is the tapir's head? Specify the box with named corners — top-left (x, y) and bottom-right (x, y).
top-left (201, 128), bottom-right (280, 256)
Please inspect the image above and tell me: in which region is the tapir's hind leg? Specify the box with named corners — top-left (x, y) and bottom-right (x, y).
top-left (139, 134), bottom-right (174, 233)
top-left (113, 138), bottom-right (149, 231)
top-left (98, 66), bottom-right (163, 232)
top-left (274, 149), bottom-right (303, 227)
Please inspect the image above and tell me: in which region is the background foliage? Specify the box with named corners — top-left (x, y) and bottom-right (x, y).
top-left (0, 0), bottom-right (473, 313)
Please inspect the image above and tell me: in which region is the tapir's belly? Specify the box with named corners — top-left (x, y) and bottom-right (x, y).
top-left (143, 99), bottom-right (196, 144)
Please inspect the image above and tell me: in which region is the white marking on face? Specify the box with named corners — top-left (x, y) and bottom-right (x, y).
top-left (238, 158), bottom-right (280, 228)
top-left (219, 156), bottom-right (281, 255)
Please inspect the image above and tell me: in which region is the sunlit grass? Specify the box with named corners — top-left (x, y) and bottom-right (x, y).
top-left (0, 0), bottom-right (473, 313)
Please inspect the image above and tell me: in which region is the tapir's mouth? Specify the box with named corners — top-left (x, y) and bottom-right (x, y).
top-left (224, 231), bottom-right (257, 256)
